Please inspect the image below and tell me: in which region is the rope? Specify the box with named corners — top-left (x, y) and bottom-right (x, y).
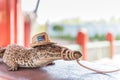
top-left (76, 59), bottom-right (120, 74)
top-left (61, 47), bottom-right (120, 74)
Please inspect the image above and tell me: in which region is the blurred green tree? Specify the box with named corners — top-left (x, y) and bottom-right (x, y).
top-left (53, 25), bottom-right (64, 32)
top-left (116, 35), bottom-right (120, 40)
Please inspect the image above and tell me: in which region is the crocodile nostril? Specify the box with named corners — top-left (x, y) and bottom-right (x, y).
top-left (74, 51), bottom-right (82, 59)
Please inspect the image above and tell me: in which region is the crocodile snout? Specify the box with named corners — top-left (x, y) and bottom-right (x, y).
top-left (74, 51), bottom-right (82, 59)
top-left (61, 49), bottom-right (82, 60)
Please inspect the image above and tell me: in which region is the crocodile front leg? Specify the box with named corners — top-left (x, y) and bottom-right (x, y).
top-left (6, 60), bottom-right (18, 71)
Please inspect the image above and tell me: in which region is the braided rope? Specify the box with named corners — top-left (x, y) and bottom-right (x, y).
top-left (76, 59), bottom-right (120, 74)
top-left (61, 48), bottom-right (120, 73)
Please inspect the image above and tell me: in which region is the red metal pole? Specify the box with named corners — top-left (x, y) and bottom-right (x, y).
top-left (76, 30), bottom-right (88, 60)
top-left (16, 0), bottom-right (24, 46)
top-left (24, 15), bottom-right (31, 47)
top-left (10, 0), bottom-right (17, 44)
top-left (106, 32), bottom-right (114, 59)
top-left (0, 0), bottom-right (10, 47)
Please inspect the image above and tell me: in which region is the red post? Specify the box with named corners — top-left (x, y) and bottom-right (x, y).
top-left (0, 0), bottom-right (10, 47)
top-left (10, 0), bottom-right (17, 44)
top-left (76, 30), bottom-right (88, 60)
top-left (24, 14), bottom-right (31, 47)
top-left (0, 0), bottom-right (26, 47)
top-left (106, 32), bottom-right (114, 59)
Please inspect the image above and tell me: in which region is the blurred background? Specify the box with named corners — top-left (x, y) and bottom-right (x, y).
top-left (1, 0), bottom-right (120, 62)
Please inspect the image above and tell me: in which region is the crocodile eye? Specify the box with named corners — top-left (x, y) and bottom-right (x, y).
top-left (37, 36), bottom-right (44, 41)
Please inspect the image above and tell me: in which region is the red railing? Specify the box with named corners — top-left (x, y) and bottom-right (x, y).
top-left (76, 30), bottom-right (115, 60)
top-left (0, 0), bottom-right (31, 47)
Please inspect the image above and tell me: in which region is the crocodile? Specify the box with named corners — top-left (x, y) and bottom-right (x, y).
top-left (0, 44), bottom-right (82, 71)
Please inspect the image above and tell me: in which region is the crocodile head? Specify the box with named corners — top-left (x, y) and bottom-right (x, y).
top-left (35, 44), bottom-right (82, 61)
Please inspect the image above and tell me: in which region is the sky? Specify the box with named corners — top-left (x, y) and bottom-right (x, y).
top-left (21, 0), bottom-right (120, 23)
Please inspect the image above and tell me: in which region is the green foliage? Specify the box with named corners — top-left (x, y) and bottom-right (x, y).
top-left (52, 34), bottom-right (75, 41)
top-left (53, 25), bottom-right (64, 32)
top-left (94, 34), bottom-right (99, 39)
top-left (99, 34), bottom-right (105, 41)
top-left (89, 36), bottom-right (95, 41)
top-left (115, 35), bottom-right (120, 40)
top-left (59, 35), bottom-right (75, 41)
top-left (89, 34), bottom-right (105, 41)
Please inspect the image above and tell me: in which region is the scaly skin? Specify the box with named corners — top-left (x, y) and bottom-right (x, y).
top-left (0, 44), bottom-right (82, 71)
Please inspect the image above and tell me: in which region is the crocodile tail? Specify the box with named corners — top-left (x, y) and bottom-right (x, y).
top-left (0, 47), bottom-right (5, 58)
